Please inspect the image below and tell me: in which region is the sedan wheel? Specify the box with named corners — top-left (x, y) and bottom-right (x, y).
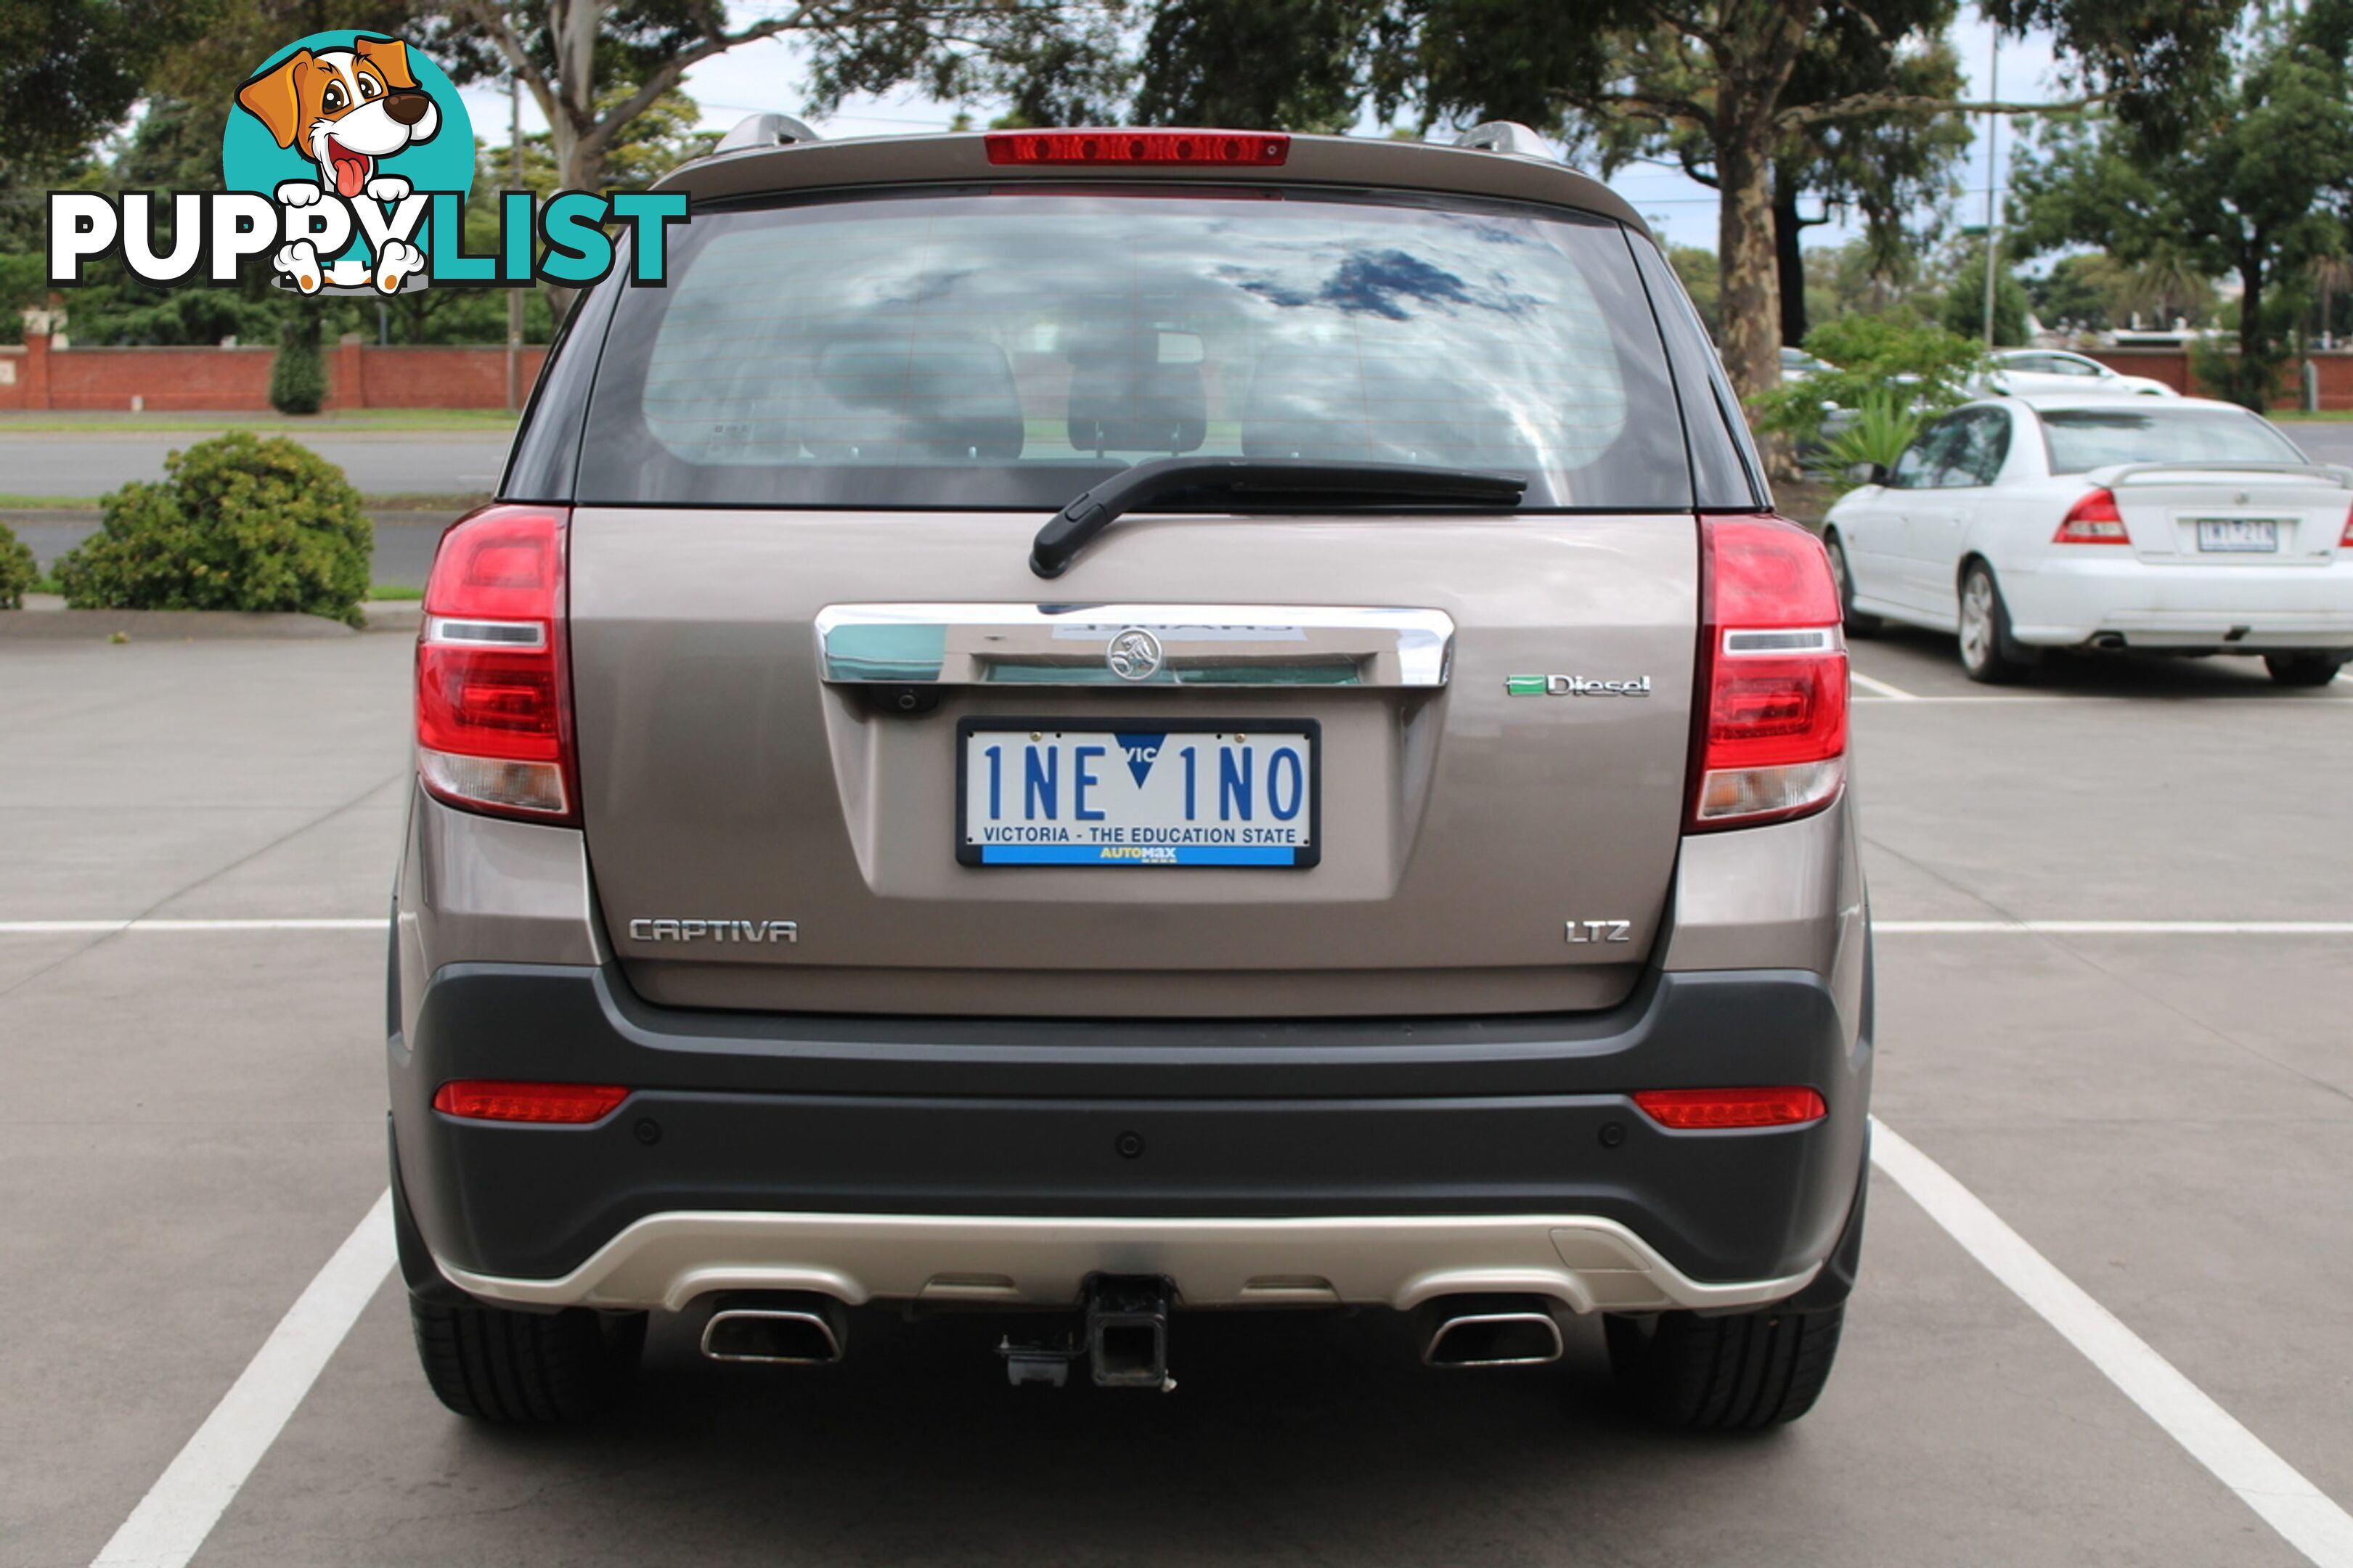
top-left (1957, 562), bottom-right (2036, 685)
top-left (2264, 653), bottom-right (2346, 688)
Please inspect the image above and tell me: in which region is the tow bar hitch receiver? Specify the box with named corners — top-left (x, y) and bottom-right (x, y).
top-left (1085, 1274), bottom-right (1175, 1390)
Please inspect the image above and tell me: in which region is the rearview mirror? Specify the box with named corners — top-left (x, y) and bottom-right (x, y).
top-left (1847, 461), bottom-right (1887, 486)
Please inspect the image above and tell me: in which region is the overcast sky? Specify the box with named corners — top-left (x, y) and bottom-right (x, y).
top-left (448, 4), bottom-right (2064, 256)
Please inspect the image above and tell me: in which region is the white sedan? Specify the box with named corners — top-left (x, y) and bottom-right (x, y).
top-left (1974, 348), bottom-right (2179, 399)
top-left (1822, 396), bottom-right (2353, 685)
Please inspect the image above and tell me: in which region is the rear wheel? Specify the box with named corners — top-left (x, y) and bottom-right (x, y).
top-left (1957, 561), bottom-right (2037, 685)
top-left (1604, 1302), bottom-right (1846, 1429)
top-left (1824, 531), bottom-right (1880, 636)
top-left (2264, 653), bottom-right (2346, 687)
top-left (409, 1294), bottom-right (646, 1424)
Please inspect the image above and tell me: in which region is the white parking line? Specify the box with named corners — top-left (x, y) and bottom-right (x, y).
top-left (90, 1191), bottom-right (394, 1568)
top-left (1877, 920), bottom-right (2353, 935)
top-left (1847, 669), bottom-right (1920, 701)
top-left (0, 918), bottom-right (383, 935)
top-left (1872, 1122), bottom-right (2353, 1568)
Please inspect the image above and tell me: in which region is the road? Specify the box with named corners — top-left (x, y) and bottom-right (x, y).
top-left (2284, 420), bottom-right (2353, 466)
top-left (0, 626), bottom-right (2348, 1566)
top-left (0, 429), bottom-right (513, 499)
top-left (7, 511), bottom-right (453, 588)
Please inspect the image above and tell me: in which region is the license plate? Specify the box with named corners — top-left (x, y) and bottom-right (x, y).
top-left (958, 721), bottom-right (1319, 867)
top-left (2194, 518), bottom-right (2283, 552)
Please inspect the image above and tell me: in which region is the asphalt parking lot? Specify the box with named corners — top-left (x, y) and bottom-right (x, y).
top-left (3, 626), bottom-right (2349, 1567)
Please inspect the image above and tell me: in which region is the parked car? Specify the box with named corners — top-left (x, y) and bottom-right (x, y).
top-left (1824, 396), bottom-right (2353, 683)
top-left (1974, 348), bottom-right (2178, 399)
top-left (391, 121), bottom-right (1872, 1430)
top-left (1781, 346), bottom-right (1838, 383)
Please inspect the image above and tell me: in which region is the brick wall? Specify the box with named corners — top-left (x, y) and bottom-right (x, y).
top-left (0, 331), bottom-right (547, 412)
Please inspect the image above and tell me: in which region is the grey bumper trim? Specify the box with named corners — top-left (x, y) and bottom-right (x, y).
top-left (436, 1211), bottom-right (1820, 1315)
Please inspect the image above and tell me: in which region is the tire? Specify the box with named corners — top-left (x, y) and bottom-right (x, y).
top-left (1956, 560), bottom-right (2037, 685)
top-left (2264, 653), bottom-right (2345, 687)
top-left (1605, 1302), bottom-right (1846, 1430)
top-left (1823, 531), bottom-right (1880, 636)
top-left (410, 1294), bottom-right (647, 1424)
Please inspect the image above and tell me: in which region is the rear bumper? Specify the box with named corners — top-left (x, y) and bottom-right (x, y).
top-left (2003, 556), bottom-right (2353, 648)
top-left (437, 1211), bottom-right (1817, 1315)
top-left (389, 960), bottom-right (1873, 1313)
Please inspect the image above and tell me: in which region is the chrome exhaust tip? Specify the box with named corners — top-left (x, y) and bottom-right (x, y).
top-left (1420, 1295), bottom-right (1565, 1368)
top-left (699, 1291), bottom-right (847, 1365)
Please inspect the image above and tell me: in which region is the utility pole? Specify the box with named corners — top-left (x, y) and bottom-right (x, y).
top-left (506, 73), bottom-right (523, 412)
top-left (1981, 28), bottom-right (2000, 350)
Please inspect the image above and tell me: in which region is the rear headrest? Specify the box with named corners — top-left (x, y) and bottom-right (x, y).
top-left (799, 337), bottom-right (1024, 461)
top-left (1242, 343), bottom-right (1537, 472)
top-left (1067, 331), bottom-right (1207, 457)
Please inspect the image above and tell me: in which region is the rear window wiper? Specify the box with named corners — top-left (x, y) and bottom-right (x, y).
top-left (1030, 457), bottom-right (1528, 579)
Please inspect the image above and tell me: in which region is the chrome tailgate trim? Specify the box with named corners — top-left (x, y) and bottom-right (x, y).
top-left (815, 603), bottom-right (1454, 687)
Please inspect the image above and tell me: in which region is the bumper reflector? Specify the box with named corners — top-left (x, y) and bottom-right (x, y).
top-left (432, 1080), bottom-right (629, 1124)
top-left (1634, 1087), bottom-right (1827, 1130)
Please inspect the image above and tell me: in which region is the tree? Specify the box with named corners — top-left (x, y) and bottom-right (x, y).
top-left (1549, 3), bottom-right (1970, 349)
top-left (2025, 252), bottom-right (2217, 338)
top-left (1132, 0), bottom-right (1375, 131)
top-left (1937, 236), bottom-right (2031, 345)
top-left (1668, 245), bottom-right (1721, 337)
top-left (1769, 25), bottom-right (1970, 346)
top-left (423, 0), bottom-right (1121, 200)
top-left (0, 0), bottom-right (210, 168)
top-left (1369, 0), bottom-right (2242, 402)
top-left (2010, 9), bottom-right (2353, 409)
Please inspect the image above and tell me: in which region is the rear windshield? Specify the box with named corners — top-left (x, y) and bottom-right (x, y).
top-left (2040, 407), bottom-right (2305, 473)
top-left (572, 188), bottom-right (1696, 510)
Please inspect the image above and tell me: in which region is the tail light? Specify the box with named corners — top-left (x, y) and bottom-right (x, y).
top-left (2055, 489), bottom-right (2130, 544)
top-left (985, 130), bottom-right (1289, 166)
top-left (415, 505), bottom-right (576, 822)
top-left (1634, 1087), bottom-right (1827, 1130)
top-left (1689, 515), bottom-right (1848, 830)
top-left (2338, 501), bottom-right (2353, 549)
top-left (432, 1080), bottom-right (628, 1124)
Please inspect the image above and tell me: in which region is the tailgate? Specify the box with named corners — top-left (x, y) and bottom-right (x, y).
top-left (2106, 465), bottom-right (2350, 563)
top-left (568, 507), bottom-right (1697, 1017)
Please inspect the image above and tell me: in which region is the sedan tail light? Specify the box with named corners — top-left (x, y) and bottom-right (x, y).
top-left (415, 505), bottom-right (577, 822)
top-left (2339, 501), bottom-right (2353, 550)
top-left (1688, 515), bottom-right (1848, 830)
top-left (2055, 489), bottom-right (2131, 544)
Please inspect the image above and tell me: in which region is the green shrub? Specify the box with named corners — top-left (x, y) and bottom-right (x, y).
top-left (54, 432), bottom-right (372, 626)
top-left (0, 521), bottom-right (34, 609)
top-left (1806, 391), bottom-right (1927, 489)
top-left (1750, 312), bottom-right (1989, 449)
top-left (269, 312), bottom-right (327, 416)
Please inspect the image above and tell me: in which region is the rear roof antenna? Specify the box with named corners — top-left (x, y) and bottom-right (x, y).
top-left (1453, 121), bottom-right (1553, 160)
top-left (712, 113), bottom-right (823, 156)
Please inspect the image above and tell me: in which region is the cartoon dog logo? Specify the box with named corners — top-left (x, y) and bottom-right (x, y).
top-left (235, 36), bottom-right (438, 295)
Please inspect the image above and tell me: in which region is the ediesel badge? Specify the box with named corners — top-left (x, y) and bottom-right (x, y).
top-left (1506, 674), bottom-right (1652, 697)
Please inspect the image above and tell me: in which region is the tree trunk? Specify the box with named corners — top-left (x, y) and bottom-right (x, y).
top-left (1714, 97), bottom-right (1783, 411)
top-left (2239, 252), bottom-right (2267, 412)
top-left (1772, 171), bottom-right (1808, 348)
top-left (540, 114), bottom-right (607, 319)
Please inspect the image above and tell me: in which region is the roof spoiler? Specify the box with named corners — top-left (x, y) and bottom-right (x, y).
top-left (2103, 460), bottom-right (2353, 488)
top-left (712, 113), bottom-right (822, 157)
top-left (1453, 121), bottom-right (1553, 160)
